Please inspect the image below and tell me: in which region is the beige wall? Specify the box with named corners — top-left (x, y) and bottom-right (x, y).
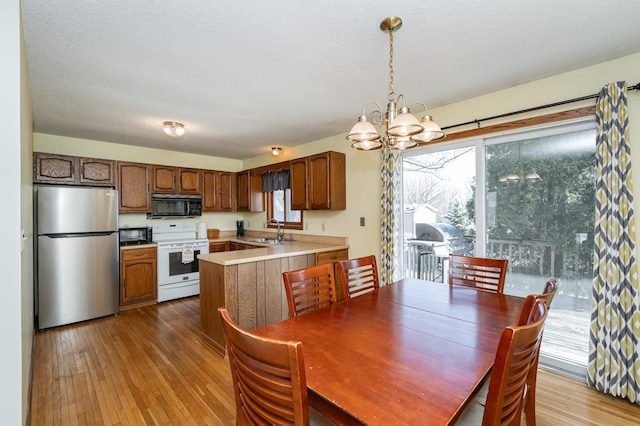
top-left (243, 52), bottom-right (640, 261)
top-left (34, 53), bottom-right (640, 264)
top-left (20, 8), bottom-right (34, 422)
top-left (3, 0), bottom-right (29, 423)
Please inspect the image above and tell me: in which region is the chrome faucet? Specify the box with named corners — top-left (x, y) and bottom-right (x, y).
top-left (267, 218), bottom-right (284, 242)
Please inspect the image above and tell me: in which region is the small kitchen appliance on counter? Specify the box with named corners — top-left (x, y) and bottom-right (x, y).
top-left (119, 226), bottom-right (152, 246)
top-left (236, 220), bottom-right (245, 237)
top-left (151, 222), bottom-right (209, 302)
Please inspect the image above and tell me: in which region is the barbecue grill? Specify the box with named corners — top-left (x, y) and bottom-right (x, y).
top-left (414, 222), bottom-right (474, 255)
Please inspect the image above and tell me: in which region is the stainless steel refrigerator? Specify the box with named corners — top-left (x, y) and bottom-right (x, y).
top-left (35, 186), bottom-right (119, 329)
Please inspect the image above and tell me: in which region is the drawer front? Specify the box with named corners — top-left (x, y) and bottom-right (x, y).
top-left (316, 249), bottom-right (349, 264)
top-left (121, 247), bottom-right (156, 261)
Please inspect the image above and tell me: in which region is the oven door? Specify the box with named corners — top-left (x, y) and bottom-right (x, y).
top-left (157, 241), bottom-right (209, 286)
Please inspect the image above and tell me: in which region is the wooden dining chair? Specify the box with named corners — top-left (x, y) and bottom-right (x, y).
top-left (337, 255), bottom-right (380, 299)
top-left (282, 263), bottom-right (338, 317)
top-left (218, 307), bottom-right (310, 425)
top-left (519, 279), bottom-right (558, 426)
top-left (448, 254), bottom-right (508, 293)
top-left (458, 298), bottom-right (549, 425)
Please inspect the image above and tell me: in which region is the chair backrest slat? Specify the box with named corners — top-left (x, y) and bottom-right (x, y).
top-left (282, 264), bottom-right (338, 317)
top-left (337, 255), bottom-right (380, 299)
top-left (448, 254), bottom-right (508, 294)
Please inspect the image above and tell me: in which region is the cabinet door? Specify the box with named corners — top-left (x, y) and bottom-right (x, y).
top-left (316, 249), bottom-right (349, 301)
top-left (120, 247), bottom-right (157, 307)
top-left (307, 152), bottom-right (346, 210)
top-left (117, 162), bottom-right (151, 212)
top-left (178, 168), bottom-right (201, 194)
top-left (79, 157), bottom-right (115, 186)
top-left (202, 170), bottom-right (217, 212)
top-left (152, 165), bottom-right (177, 193)
top-left (217, 171), bottom-right (235, 211)
top-left (237, 171), bottom-right (264, 212)
top-left (308, 153), bottom-right (330, 209)
top-left (290, 158), bottom-right (308, 210)
top-left (33, 152), bottom-right (77, 184)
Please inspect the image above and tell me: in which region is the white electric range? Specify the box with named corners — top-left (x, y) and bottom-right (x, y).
top-left (151, 222), bottom-right (209, 302)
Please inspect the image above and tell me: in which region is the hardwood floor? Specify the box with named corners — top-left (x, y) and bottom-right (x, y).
top-left (29, 296), bottom-right (640, 425)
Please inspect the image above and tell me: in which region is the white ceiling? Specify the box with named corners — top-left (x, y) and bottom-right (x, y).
top-left (22, 1), bottom-right (640, 160)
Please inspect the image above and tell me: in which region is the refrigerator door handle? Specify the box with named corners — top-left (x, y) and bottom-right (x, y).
top-left (44, 231), bottom-right (116, 238)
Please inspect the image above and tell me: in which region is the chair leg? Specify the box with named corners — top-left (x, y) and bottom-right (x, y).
top-left (524, 382), bottom-right (536, 426)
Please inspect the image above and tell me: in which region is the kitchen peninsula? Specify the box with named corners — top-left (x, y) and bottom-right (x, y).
top-left (198, 234), bottom-right (348, 354)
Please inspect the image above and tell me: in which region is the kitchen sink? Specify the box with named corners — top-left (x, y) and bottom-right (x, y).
top-left (243, 237), bottom-right (282, 244)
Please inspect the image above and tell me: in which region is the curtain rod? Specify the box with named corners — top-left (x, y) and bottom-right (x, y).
top-left (441, 82), bottom-right (640, 131)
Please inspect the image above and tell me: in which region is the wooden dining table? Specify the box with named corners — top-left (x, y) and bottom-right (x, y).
top-left (253, 278), bottom-right (525, 425)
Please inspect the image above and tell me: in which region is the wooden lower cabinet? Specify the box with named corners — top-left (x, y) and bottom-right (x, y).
top-left (209, 241), bottom-right (229, 253)
top-left (228, 241), bottom-right (257, 251)
top-left (120, 247), bottom-right (157, 309)
top-left (316, 249), bottom-right (350, 301)
top-left (199, 253), bottom-right (317, 354)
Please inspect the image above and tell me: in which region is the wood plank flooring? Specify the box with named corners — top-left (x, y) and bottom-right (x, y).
top-left (28, 296), bottom-right (640, 425)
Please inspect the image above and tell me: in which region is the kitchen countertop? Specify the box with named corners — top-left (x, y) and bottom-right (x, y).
top-left (120, 243), bottom-right (157, 250)
top-left (199, 238), bottom-right (349, 266)
top-left (119, 233), bottom-right (349, 265)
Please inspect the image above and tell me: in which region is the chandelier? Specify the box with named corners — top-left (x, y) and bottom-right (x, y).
top-left (346, 17), bottom-right (445, 150)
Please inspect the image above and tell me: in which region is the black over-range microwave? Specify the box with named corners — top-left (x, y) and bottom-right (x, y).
top-left (148, 193), bottom-right (202, 219)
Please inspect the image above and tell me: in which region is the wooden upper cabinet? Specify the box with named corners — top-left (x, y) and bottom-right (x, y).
top-left (217, 171), bottom-right (235, 211)
top-left (34, 153), bottom-right (77, 184)
top-left (202, 170), bottom-right (216, 211)
top-left (237, 170), bottom-right (264, 212)
top-left (203, 170), bottom-right (235, 212)
top-left (152, 165), bottom-right (177, 193)
top-left (177, 168), bottom-right (201, 194)
top-left (152, 166), bottom-right (201, 194)
top-left (34, 152), bottom-right (114, 187)
top-left (290, 158), bottom-right (308, 210)
top-left (79, 158), bottom-right (115, 186)
top-left (117, 161), bottom-right (151, 212)
top-left (290, 151), bottom-right (346, 210)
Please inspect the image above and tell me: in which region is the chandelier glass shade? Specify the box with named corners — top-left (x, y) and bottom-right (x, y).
top-left (346, 17), bottom-right (445, 151)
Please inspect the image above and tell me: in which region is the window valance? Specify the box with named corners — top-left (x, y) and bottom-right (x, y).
top-left (262, 169), bottom-right (290, 192)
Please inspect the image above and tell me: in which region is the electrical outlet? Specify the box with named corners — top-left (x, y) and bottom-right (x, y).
top-left (305, 223), bottom-right (309, 231)
top-left (322, 223), bottom-right (326, 232)
top-left (360, 217), bottom-right (365, 226)
top-left (247, 221), bottom-right (251, 228)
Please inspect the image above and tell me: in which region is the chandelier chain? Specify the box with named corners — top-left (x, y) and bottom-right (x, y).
top-left (388, 30), bottom-right (395, 101)
top-left (346, 16), bottom-right (445, 151)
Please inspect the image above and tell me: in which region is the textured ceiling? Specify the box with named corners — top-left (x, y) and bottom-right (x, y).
top-left (22, 0), bottom-right (640, 160)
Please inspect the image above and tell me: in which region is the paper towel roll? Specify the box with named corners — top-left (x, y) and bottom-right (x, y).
top-left (197, 222), bottom-right (207, 239)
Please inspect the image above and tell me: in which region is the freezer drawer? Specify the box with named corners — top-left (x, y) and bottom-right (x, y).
top-left (37, 233), bottom-right (119, 329)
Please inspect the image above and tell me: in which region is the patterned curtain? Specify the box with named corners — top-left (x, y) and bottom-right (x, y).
top-left (380, 145), bottom-right (402, 286)
top-left (588, 81), bottom-right (640, 404)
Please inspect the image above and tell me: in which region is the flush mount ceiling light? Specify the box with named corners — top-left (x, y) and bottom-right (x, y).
top-left (346, 17), bottom-right (445, 151)
top-left (163, 121), bottom-right (186, 138)
top-left (271, 147), bottom-right (282, 156)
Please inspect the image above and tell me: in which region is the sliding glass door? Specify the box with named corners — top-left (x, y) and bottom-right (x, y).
top-left (402, 119), bottom-right (596, 376)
